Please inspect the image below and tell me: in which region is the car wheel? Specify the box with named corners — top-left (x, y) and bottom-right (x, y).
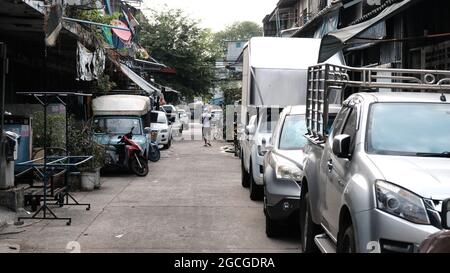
top-left (300, 192), bottom-right (320, 253)
top-left (163, 138), bottom-right (172, 150)
top-left (338, 224), bottom-right (356, 253)
top-left (249, 161), bottom-right (263, 201)
top-left (265, 213), bottom-right (282, 238)
top-left (241, 157), bottom-right (250, 188)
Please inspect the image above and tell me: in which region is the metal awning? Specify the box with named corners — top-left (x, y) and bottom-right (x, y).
top-left (119, 63), bottom-right (162, 96)
top-left (318, 0), bottom-right (417, 63)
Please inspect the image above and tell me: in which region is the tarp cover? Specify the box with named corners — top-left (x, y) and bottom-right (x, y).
top-left (119, 63), bottom-right (161, 96)
top-left (111, 19), bottom-right (132, 42)
top-left (318, 0), bottom-right (415, 63)
top-left (93, 95), bottom-right (150, 116)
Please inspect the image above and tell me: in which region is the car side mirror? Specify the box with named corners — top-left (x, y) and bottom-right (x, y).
top-left (245, 125), bottom-right (256, 135)
top-left (264, 138), bottom-right (274, 151)
top-left (144, 127), bottom-right (151, 134)
top-left (442, 199), bottom-right (450, 229)
top-left (332, 134), bottom-right (351, 158)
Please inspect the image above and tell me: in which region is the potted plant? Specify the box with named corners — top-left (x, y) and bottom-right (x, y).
top-left (67, 118), bottom-right (106, 191)
top-left (78, 142), bottom-right (105, 191)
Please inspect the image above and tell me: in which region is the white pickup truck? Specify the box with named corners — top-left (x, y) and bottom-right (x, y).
top-left (300, 63), bottom-right (450, 253)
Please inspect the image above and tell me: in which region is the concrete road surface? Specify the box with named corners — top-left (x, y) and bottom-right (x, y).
top-left (0, 124), bottom-right (300, 253)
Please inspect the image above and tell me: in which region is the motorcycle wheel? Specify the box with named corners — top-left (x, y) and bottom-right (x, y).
top-left (149, 148), bottom-right (161, 162)
top-left (130, 155), bottom-right (149, 176)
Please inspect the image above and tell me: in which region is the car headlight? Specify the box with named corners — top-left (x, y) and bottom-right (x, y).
top-left (375, 180), bottom-right (430, 225)
top-left (160, 129), bottom-right (168, 133)
top-left (275, 163), bottom-right (302, 181)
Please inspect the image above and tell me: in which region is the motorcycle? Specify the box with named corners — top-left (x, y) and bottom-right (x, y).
top-left (148, 129), bottom-right (160, 162)
top-left (105, 128), bottom-right (149, 176)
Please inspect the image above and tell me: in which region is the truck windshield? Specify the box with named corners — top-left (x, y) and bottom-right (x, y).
top-left (279, 115), bottom-right (307, 150)
top-left (367, 103), bottom-right (450, 156)
top-left (94, 118), bottom-right (141, 135)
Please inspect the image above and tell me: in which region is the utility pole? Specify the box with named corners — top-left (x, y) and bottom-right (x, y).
top-left (0, 42), bottom-right (6, 134)
top-left (0, 42), bottom-right (7, 188)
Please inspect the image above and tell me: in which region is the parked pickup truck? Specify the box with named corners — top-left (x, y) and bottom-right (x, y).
top-left (301, 63), bottom-right (450, 253)
top-left (92, 95), bottom-right (152, 161)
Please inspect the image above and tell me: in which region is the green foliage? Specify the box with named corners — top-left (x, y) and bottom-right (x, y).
top-left (76, 10), bottom-right (121, 25)
top-left (219, 81), bottom-right (242, 106)
top-left (213, 21), bottom-right (263, 58)
top-left (32, 113), bottom-right (105, 171)
top-left (210, 21), bottom-right (262, 104)
top-left (215, 21), bottom-right (263, 41)
top-left (67, 117), bottom-right (106, 171)
top-left (139, 9), bottom-right (217, 101)
top-left (96, 74), bottom-right (117, 94)
top-left (32, 111), bottom-right (66, 148)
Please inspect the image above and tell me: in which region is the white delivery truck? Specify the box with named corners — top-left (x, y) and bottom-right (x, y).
top-left (239, 37), bottom-right (344, 200)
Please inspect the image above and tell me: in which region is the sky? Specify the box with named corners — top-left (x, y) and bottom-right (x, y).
top-left (142, 0), bottom-right (279, 32)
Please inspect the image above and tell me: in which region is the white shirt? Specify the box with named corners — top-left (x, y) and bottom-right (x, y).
top-left (201, 113), bottom-right (212, 128)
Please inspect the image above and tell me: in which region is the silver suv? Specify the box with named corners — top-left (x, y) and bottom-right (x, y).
top-left (302, 92), bottom-right (450, 253)
top-left (263, 106), bottom-right (306, 237)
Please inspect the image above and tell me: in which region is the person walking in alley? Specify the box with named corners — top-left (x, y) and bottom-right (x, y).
top-left (201, 108), bottom-right (212, 147)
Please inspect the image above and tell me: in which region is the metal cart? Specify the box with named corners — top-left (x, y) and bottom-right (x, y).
top-left (16, 92), bottom-right (92, 226)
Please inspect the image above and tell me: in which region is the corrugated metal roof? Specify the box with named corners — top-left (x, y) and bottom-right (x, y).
top-left (119, 63), bottom-right (162, 96)
top-left (318, 0), bottom-right (417, 62)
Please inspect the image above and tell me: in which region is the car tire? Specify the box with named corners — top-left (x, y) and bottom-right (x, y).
top-left (163, 138), bottom-right (172, 150)
top-left (300, 192), bottom-right (320, 253)
top-left (265, 214), bottom-right (282, 238)
top-left (249, 161), bottom-right (263, 201)
top-left (241, 157), bottom-right (250, 188)
top-left (338, 224), bottom-right (356, 253)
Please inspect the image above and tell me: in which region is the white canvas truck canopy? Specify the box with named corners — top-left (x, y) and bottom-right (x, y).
top-left (243, 37), bottom-right (344, 107)
top-left (93, 95), bottom-right (151, 117)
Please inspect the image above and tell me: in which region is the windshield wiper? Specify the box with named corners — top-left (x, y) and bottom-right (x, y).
top-left (416, 151), bottom-right (450, 158)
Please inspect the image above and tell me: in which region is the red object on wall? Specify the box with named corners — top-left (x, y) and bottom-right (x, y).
top-left (111, 19), bottom-right (132, 42)
top-left (159, 96), bottom-right (166, 105)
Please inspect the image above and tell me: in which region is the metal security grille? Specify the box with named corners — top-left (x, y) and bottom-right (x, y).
top-left (305, 63), bottom-right (450, 143)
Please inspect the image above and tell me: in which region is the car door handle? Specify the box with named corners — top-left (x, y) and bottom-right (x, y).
top-left (327, 160), bottom-right (333, 173)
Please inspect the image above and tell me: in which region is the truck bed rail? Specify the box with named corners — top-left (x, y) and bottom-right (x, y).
top-left (306, 63), bottom-right (450, 142)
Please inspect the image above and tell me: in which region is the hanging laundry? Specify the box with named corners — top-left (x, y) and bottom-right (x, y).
top-left (76, 42), bottom-right (105, 81)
